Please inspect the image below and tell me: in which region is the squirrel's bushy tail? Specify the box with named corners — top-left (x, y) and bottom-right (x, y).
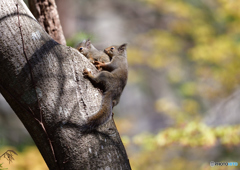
top-left (81, 92), bottom-right (113, 132)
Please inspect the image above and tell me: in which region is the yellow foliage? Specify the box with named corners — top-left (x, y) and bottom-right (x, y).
top-left (128, 30), bottom-right (182, 69)
top-left (155, 98), bottom-right (179, 114)
top-left (155, 97), bottom-right (201, 123)
top-left (190, 36), bottom-right (236, 64)
top-left (127, 48), bottom-right (145, 66)
top-left (191, 23), bottom-right (215, 44)
top-left (217, 0), bottom-right (240, 18)
top-left (180, 82), bottom-right (197, 97)
top-left (127, 0), bottom-right (240, 168)
top-left (182, 99), bottom-right (199, 115)
top-left (128, 0), bottom-right (240, 103)
top-left (129, 122), bottom-right (240, 169)
top-left (132, 122), bottom-right (240, 148)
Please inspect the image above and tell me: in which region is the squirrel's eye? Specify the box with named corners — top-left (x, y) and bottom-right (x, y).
top-left (111, 47), bottom-right (114, 50)
top-left (79, 47), bottom-right (83, 51)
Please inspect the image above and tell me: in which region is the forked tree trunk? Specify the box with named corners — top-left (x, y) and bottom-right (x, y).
top-left (28, 0), bottom-right (66, 45)
top-left (0, 0), bottom-right (131, 169)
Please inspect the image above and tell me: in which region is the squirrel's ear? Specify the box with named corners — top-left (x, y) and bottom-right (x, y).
top-left (118, 43), bottom-right (127, 52)
top-left (86, 39), bottom-right (91, 49)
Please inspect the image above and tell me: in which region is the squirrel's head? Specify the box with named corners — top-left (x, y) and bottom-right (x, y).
top-left (76, 39), bottom-right (92, 55)
top-left (104, 43), bottom-right (127, 58)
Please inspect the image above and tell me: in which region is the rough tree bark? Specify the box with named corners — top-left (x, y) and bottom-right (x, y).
top-left (28, 0), bottom-right (66, 45)
top-left (0, 0), bottom-right (131, 169)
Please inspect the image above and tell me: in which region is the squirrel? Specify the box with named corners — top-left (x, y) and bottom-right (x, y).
top-left (76, 39), bottom-right (110, 65)
top-left (82, 43), bottom-right (128, 131)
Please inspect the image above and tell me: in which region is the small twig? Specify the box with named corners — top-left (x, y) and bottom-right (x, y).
top-left (0, 150), bottom-right (18, 164)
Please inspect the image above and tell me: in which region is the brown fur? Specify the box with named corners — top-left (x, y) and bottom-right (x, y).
top-left (82, 43), bottom-right (128, 131)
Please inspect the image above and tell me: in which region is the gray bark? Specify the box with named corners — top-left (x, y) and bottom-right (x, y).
top-left (0, 0), bottom-right (131, 169)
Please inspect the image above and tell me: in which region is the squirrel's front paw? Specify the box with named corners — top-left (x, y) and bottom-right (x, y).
top-left (94, 61), bottom-right (104, 69)
top-left (83, 68), bottom-right (91, 77)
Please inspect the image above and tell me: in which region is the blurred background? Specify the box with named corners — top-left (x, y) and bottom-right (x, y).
top-left (1, 0), bottom-right (240, 169)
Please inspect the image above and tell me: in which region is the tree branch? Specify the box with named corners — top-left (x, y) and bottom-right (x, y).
top-left (28, 0), bottom-right (66, 45)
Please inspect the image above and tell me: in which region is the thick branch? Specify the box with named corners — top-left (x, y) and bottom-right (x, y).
top-left (0, 0), bottom-right (130, 169)
top-left (28, 0), bottom-right (66, 45)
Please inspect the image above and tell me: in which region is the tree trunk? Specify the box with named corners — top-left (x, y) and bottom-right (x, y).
top-left (28, 0), bottom-right (66, 45)
top-left (0, 0), bottom-right (131, 169)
